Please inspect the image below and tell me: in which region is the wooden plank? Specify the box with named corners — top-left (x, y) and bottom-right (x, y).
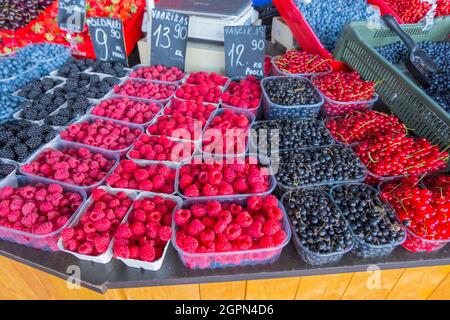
top-left (246, 277), bottom-right (300, 300)
top-left (427, 274), bottom-right (450, 300)
top-left (123, 284), bottom-right (201, 300)
top-left (200, 281), bottom-right (246, 300)
top-left (342, 269), bottom-right (405, 300)
top-left (295, 273), bottom-right (353, 300)
top-left (387, 265), bottom-right (450, 300)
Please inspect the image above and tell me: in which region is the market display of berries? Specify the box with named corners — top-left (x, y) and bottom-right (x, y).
top-left (21, 146), bottom-right (116, 187)
top-left (313, 71), bottom-right (377, 116)
top-left (16, 77), bottom-right (63, 100)
top-left (178, 156), bottom-right (272, 198)
top-left (221, 76), bottom-right (262, 111)
top-left (147, 115), bottom-right (205, 142)
top-left (294, 0), bottom-right (372, 51)
top-left (377, 41), bottom-right (450, 113)
top-left (106, 160), bottom-right (176, 194)
top-left (175, 83), bottom-right (223, 104)
top-left (186, 72), bottom-right (229, 87)
top-left (91, 96), bottom-right (161, 125)
top-left (0, 94), bottom-right (25, 120)
top-left (251, 119), bottom-right (334, 156)
top-left (202, 110), bottom-right (252, 155)
top-left (128, 134), bottom-right (194, 163)
top-left (325, 110), bottom-right (406, 145)
top-left (60, 118), bottom-right (142, 151)
top-left (113, 195), bottom-right (177, 262)
top-left (18, 91), bottom-right (66, 121)
top-left (0, 120), bottom-right (57, 162)
top-left (353, 135), bottom-right (448, 181)
top-left (262, 77), bottom-right (322, 119)
top-left (331, 184), bottom-right (406, 257)
top-left (163, 99), bottom-right (217, 123)
top-left (174, 195), bottom-right (288, 268)
top-left (0, 182), bottom-right (83, 236)
top-left (56, 58), bottom-right (95, 78)
top-left (114, 79), bottom-right (177, 101)
top-left (383, 0), bottom-right (450, 23)
top-left (61, 188), bottom-right (133, 256)
top-left (380, 176), bottom-right (450, 252)
top-left (273, 51), bottom-right (331, 76)
top-left (276, 145), bottom-right (366, 189)
top-left (283, 189), bottom-right (353, 265)
top-left (130, 65), bottom-right (186, 82)
top-left (89, 61), bottom-right (129, 78)
top-left (0, 0), bottom-right (52, 30)
top-left (0, 161), bottom-right (15, 180)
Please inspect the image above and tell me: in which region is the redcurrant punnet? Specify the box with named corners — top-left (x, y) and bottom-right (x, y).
top-left (380, 176), bottom-right (450, 252)
top-left (273, 50), bottom-right (331, 76)
top-left (384, 0), bottom-right (449, 23)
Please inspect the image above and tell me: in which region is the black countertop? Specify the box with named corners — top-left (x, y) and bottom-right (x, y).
top-left (1, 238), bottom-right (449, 294)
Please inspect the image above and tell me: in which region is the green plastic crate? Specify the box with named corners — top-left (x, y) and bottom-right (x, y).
top-left (334, 18), bottom-right (450, 151)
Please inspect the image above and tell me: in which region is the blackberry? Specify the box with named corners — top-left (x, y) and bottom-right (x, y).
top-left (25, 136), bottom-right (43, 149)
top-left (13, 143), bottom-right (29, 161)
top-left (44, 131), bottom-right (57, 142)
top-left (0, 147), bottom-right (15, 160)
top-left (0, 162), bottom-right (15, 179)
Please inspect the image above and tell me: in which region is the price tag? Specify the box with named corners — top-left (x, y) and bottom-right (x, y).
top-left (57, 0), bottom-right (86, 32)
top-left (150, 9), bottom-right (189, 70)
top-left (87, 17), bottom-right (128, 66)
top-left (224, 26), bottom-right (266, 78)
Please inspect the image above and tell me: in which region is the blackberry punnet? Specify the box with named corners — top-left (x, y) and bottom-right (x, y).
top-left (283, 189), bottom-right (353, 260)
top-left (251, 118), bottom-right (334, 156)
top-left (130, 65), bottom-right (186, 82)
top-left (275, 145), bottom-right (366, 189)
top-left (56, 58), bottom-right (95, 78)
top-left (17, 77), bottom-right (63, 100)
top-left (62, 73), bottom-right (120, 100)
top-left (90, 61), bottom-right (129, 78)
top-left (18, 92), bottom-right (66, 121)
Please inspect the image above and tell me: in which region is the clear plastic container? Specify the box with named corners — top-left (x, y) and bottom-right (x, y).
top-left (249, 118), bottom-right (335, 156)
top-left (89, 94), bottom-right (164, 127)
top-left (0, 58), bottom-right (40, 93)
top-left (114, 192), bottom-right (183, 271)
top-left (15, 44), bottom-right (71, 77)
top-left (220, 76), bottom-right (262, 116)
top-left (176, 153), bottom-right (277, 201)
top-left (261, 76), bottom-right (324, 120)
top-left (0, 175), bottom-right (87, 251)
top-left (19, 139), bottom-right (119, 194)
top-left (105, 159), bottom-right (179, 195)
top-left (185, 73), bottom-right (230, 88)
top-left (57, 186), bottom-right (138, 264)
top-left (59, 115), bottom-right (144, 157)
top-left (201, 108), bottom-right (256, 157)
top-left (128, 64), bottom-right (188, 85)
top-left (271, 55), bottom-right (333, 78)
top-left (275, 145), bottom-right (367, 193)
top-left (114, 78), bottom-right (178, 105)
top-left (329, 183), bottom-right (406, 258)
top-left (172, 195), bottom-right (291, 270)
top-left (281, 189), bottom-right (353, 266)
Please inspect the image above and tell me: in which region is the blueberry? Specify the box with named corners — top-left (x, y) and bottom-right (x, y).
top-left (16, 43), bottom-right (70, 76)
top-left (0, 58), bottom-right (39, 93)
top-left (0, 94), bottom-right (27, 120)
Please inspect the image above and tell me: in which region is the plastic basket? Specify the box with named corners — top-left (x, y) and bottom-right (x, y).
top-left (333, 19), bottom-right (450, 154)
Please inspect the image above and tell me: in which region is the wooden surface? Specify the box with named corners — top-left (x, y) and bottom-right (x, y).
top-left (0, 255), bottom-right (448, 300)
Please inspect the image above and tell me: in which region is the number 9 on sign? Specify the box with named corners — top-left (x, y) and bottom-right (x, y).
top-left (95, 29), bottom-right (108, 61)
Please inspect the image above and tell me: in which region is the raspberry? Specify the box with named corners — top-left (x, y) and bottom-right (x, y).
top-left (158, 226), bottom-right (172, 242)
top-left (202, 183), bottom-right (218, 197)
top-left (206, 201), bottom-right (222, 216)
top-left (21, 202), bottom-right (36, 215)
top-left (61, 227), bottom-right (75, 242)
top-left (184, 185), bottom-right (200, 197)
top-left (248, 221), bottom-right (264, 239)
top-left (94, 218), bottom-right (112, 232)
top-left (140, 243), bottom-right (156, 262)
top-left (83, 221), bottom-right (96, 234)
top-left (247, 196), bottom-right (263, 211)
top-left (92, 188), bottom-right (107, 201)
top-left (263, 219), bottom-right (281, 236)
top-left (94, 236), bottom-right (110, 253)
top-left (186, 219), bottom-right (206, 237)
top-left (129, 245), bottom-right (140, 259)
top-left (33, 221), bottom-right (53, 235)
top-left (146, 221), bottom-right (160, 239)
top-left (224, 223), bottom-right (241, 241)
top-left (215, 236), bottom-right (233, 252)
top-left (232, 178), bottom-right (248, 193)
top-left (273, 230), bottom-right (287, 246)
top-left (142, 198), bottom-right (156, 212)
top-left (199, 229), bottom-right (215, 244)
top-left (174, 209), bottom-right (191, 226)
top-left (78, 242), bottom-right (94, 255)
top-left (147, 210), bottom-right (162, 222)
top-left (235, 234), bottom-right (252, 250)
top-left (262, 195), bottom-right (278, 210)
top-left (65, 239), bottom-right (79, 252)
top-left (132, 209), bottom-right (147, 223)
top-left (190, 203), bottom-right (207, 218)
top-left (266, 207), bottom-right (283, 221)
top-left (134, 168), bottom-right (149, 182)
top-left (47, 184), bottom-right (63, 194)
top-left (213, 220), bottom-right (228, 234)
top-left (114, 244), bottom-right (130, 259)
top-left (180, 236), bottom-right (199, 253)
top-left (130, 222), bottom-right (146, 236)
top-left (89, 209), bottom-right (106, 222)
top-left (115, 223), bottom-right (132, 239)
top-left (258, 235), bottom-right (274, 248)
top-left (236, 211), bottom-right (253, 228)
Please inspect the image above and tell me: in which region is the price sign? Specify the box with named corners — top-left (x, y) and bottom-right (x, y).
top-left (57, 0), bottom-right (86, 32)
top-left (87, 17), bottom-right (128, 66)
top-left (150, 9), bottom-right (189, 70)
top-left (224, 26), bottom-right (266, 78)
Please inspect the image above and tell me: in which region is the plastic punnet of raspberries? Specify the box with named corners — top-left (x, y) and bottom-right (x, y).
top-left (174, 195), bottom-right (287, 257)
top-left (163, 98), bottom-right (217, 123)
top-left (60, 188), bottom-right (133, 256)
top-left (106, 160), bottom-right (176, 194)
top-left (147, 114), bottom-right (206, 142)
top-left (0, 182), bottom-right (83, 236)
top-left (113, 195), bottom-right (177, 262)
top-left (178, 156), bottom-right (272, 197)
